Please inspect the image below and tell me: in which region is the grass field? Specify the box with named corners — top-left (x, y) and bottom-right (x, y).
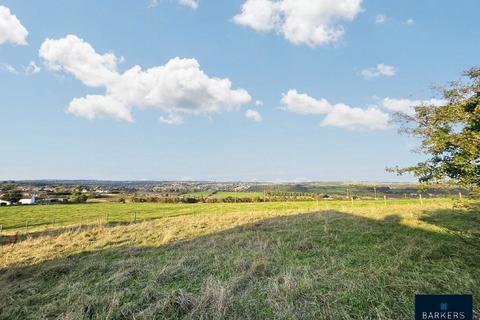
top-left (182, 191), bottom-right (266, 199)
top-left (1, 199), bottom-right (479, 319)
top-left (181, 191), bottom-right (214, 198)
top-left (210, 191), bottom-right (265, 199)
top-left (0, 201), bottom-right (322, 235)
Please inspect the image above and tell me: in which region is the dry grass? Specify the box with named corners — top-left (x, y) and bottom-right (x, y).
top-left (0, 199), bottom-right (479, 319)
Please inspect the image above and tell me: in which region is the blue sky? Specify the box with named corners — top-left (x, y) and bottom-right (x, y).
top-left (0, 0), bottom-right (478, 181)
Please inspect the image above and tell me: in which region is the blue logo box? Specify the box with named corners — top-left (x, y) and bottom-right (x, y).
top-left (415, 295), bottom-right (473, 320)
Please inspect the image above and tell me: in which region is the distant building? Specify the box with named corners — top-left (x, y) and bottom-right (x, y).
top-left (19, 196), bottom-right (37, 205)
top-left (0, 200), bottom-right (11, 206)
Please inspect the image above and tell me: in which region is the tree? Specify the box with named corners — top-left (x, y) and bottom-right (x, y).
top-left (0, 191), bottom-right (22, 203)
top-left (390, 68), bottom-right (480, 191)
top-left (68, 193), bottom-right (88, 203)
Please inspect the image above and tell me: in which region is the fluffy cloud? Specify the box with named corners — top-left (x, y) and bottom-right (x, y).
top-left (281, 93), bottom-right (445, 130)
top-left (245, 109), bottom-right (263, 122)
top-left (281, 89), bottom-right (390, 130)
top-left (281, 90), bottom-right (333, 114)
top-left (0, 5), bottom-right (28, 45)
top-left (233, 0), bottom-right (279, 32)
top-left (40, 35), bottom-right (119, 87)
top-left (361, 63), bottom-right (397, 79)
top-left (381, 97), bottom-right (446, 114)
top-left (233, 0), bottom-right (363, 47)
top-left (39, 35), bottom-right (251, 122)
top-left (321, 105), bottom-right (390, 130)
top-left (404, 18), bottom-right (414, 26)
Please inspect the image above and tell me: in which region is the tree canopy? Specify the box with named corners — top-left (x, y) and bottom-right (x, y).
top-left (0, 191), bottom-right (23, 203)
top-left (392, 68), bottom-right (480, 191)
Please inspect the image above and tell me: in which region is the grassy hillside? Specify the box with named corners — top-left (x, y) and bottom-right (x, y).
top-left (0, 199), bottom-right (479, 319)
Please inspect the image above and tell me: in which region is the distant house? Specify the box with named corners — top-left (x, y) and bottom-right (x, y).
top-left (19, 196), bottom-right (37, 205)
top-left (0, 200), bottom-right (11, 206)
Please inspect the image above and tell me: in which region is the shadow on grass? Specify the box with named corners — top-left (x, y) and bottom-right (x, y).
top-left (420, 202), bottom-right (480, 248)
top-left (0, 208), bottom-right (479, 320)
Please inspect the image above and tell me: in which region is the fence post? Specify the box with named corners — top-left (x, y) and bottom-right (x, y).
top-left (383, 195), bottom-right (387, 206)
top-left (419, 194), bottom-right (423, 207)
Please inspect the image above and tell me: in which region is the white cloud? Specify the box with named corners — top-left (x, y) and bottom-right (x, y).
top-left (40, 35), bottom-right (251, 122)
top-left (375, 14), bottom-right (387, 24)
top-left (281, 89), bottom-right (333, 114)
top-left (233, 0), bottom-right (363, 47)
top-left (234, 0), bottom-right (279, 32)
top-left (160, 114), bottom-right (184, 125)
top-left (40, 35), bottom-right (119, 87)
top-left (245, 109), bottom-right (263, 122)
top-left (149, 0), bottom-right (198, 9)
top-left (0, 5), bottom-right (28, 45)
top-left (178, 0), bottom-right (199, 9)
top-left (1, 63), bottom-right (18, 74)
top-left (321, 105), bottom-right (390, 130)
top-left (255, 100), bottom-right (264, 107)
top-left (361, 63), bottom-right (397, 79)
top-left (404, 18), bottom-right (414, 26)
top-left (1, 61), bottom-right (41, 75)
top-left (281, 89), bottom-right (390, 130)
top-left (68, 95), bottom-right (134, 122)
top-left (24, 61), bottom-right (41, 75)
top-left (381, 97), bottom-right (446, 114)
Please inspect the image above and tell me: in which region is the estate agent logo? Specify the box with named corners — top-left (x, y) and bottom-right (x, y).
top-left (415, 295), bottom-right (473, 320)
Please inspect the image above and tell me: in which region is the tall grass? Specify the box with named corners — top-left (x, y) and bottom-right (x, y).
top-left (0, 199), bottom-right (478, 319)
top-left (0, 198), bottom-right (452, 234)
